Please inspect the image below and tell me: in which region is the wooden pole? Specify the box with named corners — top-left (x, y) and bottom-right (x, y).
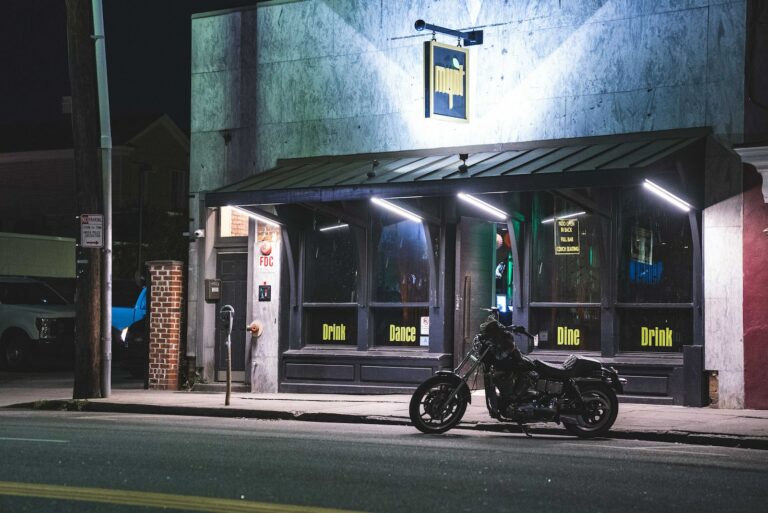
top-left (65, 0), bottom-right (102, 399)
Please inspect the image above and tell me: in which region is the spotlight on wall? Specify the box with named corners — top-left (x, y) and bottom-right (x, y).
top-left (458, 153), bottom-right (469, 174)
top-left (229, 205), bottom-right (281, 228)
top-left (457, 192), bottom-right (508, 220)
top-left (643, 179), bottom-right (692, 212)
top-left (371, 197), bottom-right (422, 222)
top-left (541, 211), bottom-right (586, 224)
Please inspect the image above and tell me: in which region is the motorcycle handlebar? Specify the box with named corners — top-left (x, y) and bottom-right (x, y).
top-left (506, 324), bottom-right (535, 339)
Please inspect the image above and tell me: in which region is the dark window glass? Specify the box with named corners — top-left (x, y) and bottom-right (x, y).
top-left (372, 217), bottom-right (429, 303)
top-left (530, 307), bottom-right (600, 351)
top-left (304, 217), bottom-right (358, 303)
top-left (618, 309), bottom-right (691, 353)
top-left (495, 223), bottom-right (516, 325)
top-left (618, 187), bottom-right (692, 303)
top-left (373, 307), bottom-right (429, 347)
top-left (0, 282), bottom-right (67, 305)
top-left (531, 193), bottom-right (601, 303)
top-left (304, 307), bottom-right (357, 346)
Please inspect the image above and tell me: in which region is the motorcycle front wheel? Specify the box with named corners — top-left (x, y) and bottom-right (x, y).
top-left (409, 375), bottom-right (468, 434)
top-left (564, 383), bottom-right (619, 438)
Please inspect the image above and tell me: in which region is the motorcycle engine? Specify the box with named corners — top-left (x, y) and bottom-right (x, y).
top-left (498, 372), bottom-right (561, 422)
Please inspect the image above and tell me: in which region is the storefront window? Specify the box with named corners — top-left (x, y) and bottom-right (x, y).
top-left (220, 206), bottom-right (249, 238)
top-left (618, 309), bottom-right (691, 353)
top-left (302, 212), bottom-right (359, 347)
top-left (372, 217), bottom-right (429, 303)
top-left (618, 187), bottom-right (692, 303)
top-left (304, 307), bottom-right (357, 346)
top-left (531, 193), bottom-right (601, 303)
top-left (530, 307), bottom-right (601, 352)
top-left (372, 306), bottom-right (429, 347)
top-left (304, 217), bottom-right (358, 303)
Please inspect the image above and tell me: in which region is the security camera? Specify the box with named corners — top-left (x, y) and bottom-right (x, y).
top-left (194, 229), bottom-right (205, 238)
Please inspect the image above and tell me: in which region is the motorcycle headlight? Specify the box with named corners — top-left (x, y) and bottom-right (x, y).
top-left (36, 317), bottom-right (58, 339)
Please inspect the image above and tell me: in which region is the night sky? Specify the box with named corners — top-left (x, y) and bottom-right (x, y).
top-left (0, 0), bottom-right (258, 132)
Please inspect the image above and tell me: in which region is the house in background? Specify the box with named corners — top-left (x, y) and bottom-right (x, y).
top-left (0, 113), bottom-right (190, 281)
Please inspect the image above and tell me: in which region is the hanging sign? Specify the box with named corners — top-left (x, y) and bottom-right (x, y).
top-left (554, 219), bottom-right (580, 255)
top-left (80, 214), bottom-right (104, 248)
top-left (424, 40), bottom-right (469, 122)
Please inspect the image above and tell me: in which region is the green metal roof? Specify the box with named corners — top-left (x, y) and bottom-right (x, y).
top-left (206, 128), bottom-right (708, 207)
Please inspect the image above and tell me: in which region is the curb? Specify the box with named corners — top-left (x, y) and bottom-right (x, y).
top-left (7, 400), bottom-right (768, 451)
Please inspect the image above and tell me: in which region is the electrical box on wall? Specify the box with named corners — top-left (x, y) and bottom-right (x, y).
top-left (205, 279), bottom-right (221, 302)
top-left (258, 284), bottom-right (271, 302)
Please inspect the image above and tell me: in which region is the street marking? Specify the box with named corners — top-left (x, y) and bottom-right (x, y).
top-left (0, 437), bottom-right (68, 444)
top-left (561, 442), bottom-right (726, 457)
top-left (0, 481), bottom-right (366, 513)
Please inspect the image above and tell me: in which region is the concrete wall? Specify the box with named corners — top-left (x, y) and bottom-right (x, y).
top-left (190, 0), bottom-right (746, 191)
top-left (703, 138), bottom-right (744, 408)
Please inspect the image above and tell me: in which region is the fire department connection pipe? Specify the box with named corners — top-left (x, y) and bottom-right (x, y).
top-left (92, 0), bottom-right (112, 397)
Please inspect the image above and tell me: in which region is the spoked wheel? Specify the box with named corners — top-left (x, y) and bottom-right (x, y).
top-left (564, 384), bottom-right (618, 438)
top-left (409, 375), bottom-right (468, 434)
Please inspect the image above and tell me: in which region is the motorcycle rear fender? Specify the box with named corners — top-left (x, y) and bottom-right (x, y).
top-left (434, 370), bottom-right (472, 404)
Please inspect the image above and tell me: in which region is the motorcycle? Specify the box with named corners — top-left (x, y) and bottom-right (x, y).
top-left (409, 311), bottom-right (626, 437)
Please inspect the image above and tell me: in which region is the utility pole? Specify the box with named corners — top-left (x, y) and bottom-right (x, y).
top-left (66, 0), bottom-right (102, 398)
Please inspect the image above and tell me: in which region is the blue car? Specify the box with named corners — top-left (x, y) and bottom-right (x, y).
top-left (111, 283), bottom-right (147, 362)
top-left (113, 286), bottom-right (147, 338)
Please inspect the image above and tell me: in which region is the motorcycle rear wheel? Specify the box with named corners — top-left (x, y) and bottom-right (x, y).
top-left (564, 383), bottom-right (619, 438)
top-left (409, 375), bottom-right (468, 434)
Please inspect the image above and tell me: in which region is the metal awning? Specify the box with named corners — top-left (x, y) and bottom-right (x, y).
top-left (206, 128), bottom-right (709, 207)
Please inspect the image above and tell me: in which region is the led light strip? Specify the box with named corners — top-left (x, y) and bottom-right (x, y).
top-left (457, 192), bottom-right (508, 220)
top-left (319, 224), bottom-right (349, 232)
top-left (643, 179), bottom-right (692, 212)
top-left (370, 197), bottom-right (422, 222)
top-left (541, 211), bottom-right (586, 224)
top-left (229, 205), bottom-right (281, 227)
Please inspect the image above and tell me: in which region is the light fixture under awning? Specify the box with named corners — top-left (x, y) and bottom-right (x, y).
top-left (643, 179), bottom-right (692, 212)
top-left (457, 192), bottom-right (508, 220)
top-left (371, 197), bottom-right (422, 222)
top-left (541, 211), bottom-right (586, 224)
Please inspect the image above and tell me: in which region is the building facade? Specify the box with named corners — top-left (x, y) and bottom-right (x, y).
top-left (187, 0), bottom-right (767, 407)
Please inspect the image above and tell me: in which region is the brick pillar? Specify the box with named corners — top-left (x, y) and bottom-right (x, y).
top-left (146, 260), bottom-right (184, 390)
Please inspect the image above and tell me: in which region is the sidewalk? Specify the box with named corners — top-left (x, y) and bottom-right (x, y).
top-left (3, 371), bottom-right (768, 449)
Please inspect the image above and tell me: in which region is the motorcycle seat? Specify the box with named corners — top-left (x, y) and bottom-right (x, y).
top-left (534, 356), bottom-right (603, 379)
top-left (533, 359), bottom-right (573, 379)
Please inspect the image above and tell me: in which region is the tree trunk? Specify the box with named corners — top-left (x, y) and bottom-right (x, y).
top-left (66, 0), bottom-right (102, 399)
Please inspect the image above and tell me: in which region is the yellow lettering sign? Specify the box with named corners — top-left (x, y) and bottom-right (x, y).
top-left (322, 323), bottom-right (346, 342)
top-left (389, 324), bottom-right (417, 343)
top-left (556, 326), bottom-right (581, 346)
top-left (434, 64), bottom-right (465, 110)
top-left (641, 327), bottom-right (673, 348)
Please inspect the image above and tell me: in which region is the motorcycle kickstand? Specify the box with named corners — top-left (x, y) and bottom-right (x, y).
top-left (518, 423), bottom-right (533, 438)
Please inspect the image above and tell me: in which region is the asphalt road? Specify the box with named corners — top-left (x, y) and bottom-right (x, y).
top-left (0, 410), bottom-right (766, 513)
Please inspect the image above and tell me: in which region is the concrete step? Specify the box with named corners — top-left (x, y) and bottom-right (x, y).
top-left (191, 382), bottom-right (250, 393)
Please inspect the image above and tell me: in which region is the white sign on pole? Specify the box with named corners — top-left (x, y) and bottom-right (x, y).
top-left (80, 214), bottom-right (104, 248)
